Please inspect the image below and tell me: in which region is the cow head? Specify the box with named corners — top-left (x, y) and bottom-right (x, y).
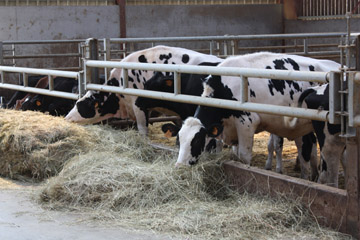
top-left (176, 117), bottom-right (223, 166)
top-left (65, 78), bottom-right (124, 124)
top-left (135, 72), bottom-right (175, 111)
top-left (21, 96), bottom-right (43, 112)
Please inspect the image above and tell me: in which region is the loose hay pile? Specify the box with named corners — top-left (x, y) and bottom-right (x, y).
top-left (0, 109), bottom-right (98, 180)
top-left (37, 124), bottom-right (350, 239)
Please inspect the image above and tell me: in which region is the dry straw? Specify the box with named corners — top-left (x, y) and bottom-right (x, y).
top-left (0, 109), bottom-right (350, 239)
top-left (0, 109), bottom-right (97, 180)
top-left (38, 123), bottom-right (350, 240)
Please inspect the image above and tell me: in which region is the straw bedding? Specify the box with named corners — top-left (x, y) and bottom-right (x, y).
top-left (0, 109), bottom-right (350, 239)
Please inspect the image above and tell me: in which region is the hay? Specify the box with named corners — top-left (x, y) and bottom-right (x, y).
top-left (38, 126), bottom-right (350, 240)
top-left (0, 109), bottom-right (97, 181)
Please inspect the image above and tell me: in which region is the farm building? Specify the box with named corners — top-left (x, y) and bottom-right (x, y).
top-left (0, 0), bottom-right (360, 239)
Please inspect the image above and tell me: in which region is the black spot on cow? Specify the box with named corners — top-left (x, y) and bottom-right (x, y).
top-left (309, 65), bottom-right (315, 71)
top-left (99, 94), bottom-right (120, 116)
top-left (182, 54), bottom-right (190, 63)
top-left (107, 78), bottom-right (119, 87)
top-left (286, 58), bottom-right (300, 70)
top-left (159, 53), bottom-right (172, 64)
top-left (301, 133), bottom-right (316, 162)
top-left (128, 77), bottom-right (134, 82)
top-left (138, 55), bottom-right (148, 63)
top-left (133, 84), bottom-right (138, 89)
top-left (131, 69), bottom-right (136, 76)
top-left (120, 94), bottom-right (125, 98)
top-left (136, 74), bottom-right (141, 83)
top-left (152, 61), bottom-right (156, 64)
top-left (250, 89), bottom-right (256, 98)
top-left (120, 78), bottom-right (124, 86)
top-left (273, 59), bottom-right (287, 70)
top-left (321, 157), bottom-right (327, 172)
top-left (289, 89), bottom-right (294, 100)
top-left (190, 127), bottom-right (207, 163)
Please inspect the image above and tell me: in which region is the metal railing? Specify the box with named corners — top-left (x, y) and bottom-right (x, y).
top-left (0, 66), bottom-right (80, 100)
top-left (84, 60), bottom-right (343, 124)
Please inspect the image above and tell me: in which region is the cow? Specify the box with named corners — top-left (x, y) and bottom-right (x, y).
top-left (21, 77), bottom-right (78, 116)
top-left (65, 45), bottom-right (223, 135)
top-left (1, 75), bottom-right (46, 109)
top-left (296, 84), bottom-right (345, 187)
top-left (138, 64), bottom-right (318, 178)
top-left (175, 52), bottom-right (340, 181)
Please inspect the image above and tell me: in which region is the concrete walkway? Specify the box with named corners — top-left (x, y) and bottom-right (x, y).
top-left (0, 179), bottom-right (178, 240)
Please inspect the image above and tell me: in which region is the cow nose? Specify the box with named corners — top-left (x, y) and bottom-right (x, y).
top-left (189, 160), bottom-right (198, 165)
top-left (175, 162), bottom-right (183, 168)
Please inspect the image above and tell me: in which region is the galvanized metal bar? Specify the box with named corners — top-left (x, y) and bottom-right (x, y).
top-left (103, 38), bottom-right (111, 80)
top-left (108, 32), bottom-right (349, 43)
top-left (240, 76), bottom-right (248, 103)
top-left (85, 83), bottom-right (329, 121)
top-left (303, 38), bottom-right (309, 54)
top-left (0, 41), bottom-right (3, 65)
top-left (0, 83), bottom-right (78, 100)
top-left (2, 53), bottom-right (81, 59)
top-left (2, 39), bottom-right (85, 45)
top-left (121, 68), bottom-right (128, 88)
top-left (85, 60), bottom-right (329, 83)
top-left (48, 75), bottom-right (54, 91)
top-left (329, 71), bottom-right (342, 124)
top-left (23, 73), bottom-right (28, 87)
top-left (174, 71), bottom-right (181, 95)
top-left (0, 71), bottom-right (3, 84)
top-left (78, 71), bottom-right (85, 97)
top-left (0, 66), bottom-right (79, 79)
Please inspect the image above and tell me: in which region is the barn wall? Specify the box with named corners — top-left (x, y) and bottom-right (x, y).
top-left (125, 5), bottom-right (283, 37)
top-left (284, 18), bottom-right (360, 35)
top-left (0, 6), bottom-right (120, 40)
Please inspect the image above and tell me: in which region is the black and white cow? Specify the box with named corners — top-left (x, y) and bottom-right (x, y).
top-left (296, 84), bottom-right (345, 187)
top-left (136, 54), bottom-right (320, 178)
top-left (176, 52), bottom-right (340, 181)
top-left (65, 45), bottom-right (223, 135)
top-left (21, 77), bottom-right (78, 116)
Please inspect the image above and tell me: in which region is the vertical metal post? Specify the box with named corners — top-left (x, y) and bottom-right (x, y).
top-left (0, 41), bottom-right (3, 65)
top-left (240, 76), bottom-right (248, 103)
top-left (23, 73), bottom-right (28, 87)
top-left (121, 68), bottom-right (128, 88)
top-left (48, 75), bottom-right (54, 91)
top-left (329, 71), bottom-right (342, 124)
top-left (103, 38), bottom-right (111, 80)
top-left (174, 71), bottom-right (181, 95)
top-left (303, 38), bottom-right (308, 55)
top-left (84, 60), bottom-right (92, 87)
top-left (78, 71), bottom-right (85, 98)
top-left (210, 40), bottom-right (214, 55)
top-left (85, 38), bottom-right (99, 84)
top-left (0, 71), bottom-right (3, 84)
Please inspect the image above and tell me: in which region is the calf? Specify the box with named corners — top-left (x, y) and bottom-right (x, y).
top-left (21, 77), bottom-right (78, 116)
top-left (176, 52), bottom-right (340, 181)
top-left (297, 84), bottom-right (345, 187)
top-left (65, 45), bottom-right (222, 134)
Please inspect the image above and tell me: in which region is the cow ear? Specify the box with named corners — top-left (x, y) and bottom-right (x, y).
top-left (161, 123), bottom-right (180, 138)
top-left (207, 124), bottom-right (223, 138)
top-left (165, 79), bottom-right (173, 87)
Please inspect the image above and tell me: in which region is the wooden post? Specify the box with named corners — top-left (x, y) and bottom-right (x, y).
top-left (117, 0), bottom-right (127, 39)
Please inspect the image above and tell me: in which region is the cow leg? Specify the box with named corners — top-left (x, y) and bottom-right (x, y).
top-left (133, 104), bottom-right (149, 135)
top-left (294, 137), bottom-right (310, 180)
top-left (265, 134), bottom-right (284, 174)
top-left (235, 116), bottom-right (259, 165)
top-left (318, 135), bottom-right (345, 188)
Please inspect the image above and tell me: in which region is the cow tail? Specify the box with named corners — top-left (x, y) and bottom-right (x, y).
top-left (284, 88), bottom-right (315, 129)
top-left (298, 88), bottom-right (315, 108)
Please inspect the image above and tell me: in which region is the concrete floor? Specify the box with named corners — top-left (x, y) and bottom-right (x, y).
top-left (0, 178), bottom-right (178, 240)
